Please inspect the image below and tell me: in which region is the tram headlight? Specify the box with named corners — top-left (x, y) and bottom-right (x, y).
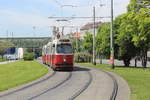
top-left (64, 59), bottom-right (66, 62)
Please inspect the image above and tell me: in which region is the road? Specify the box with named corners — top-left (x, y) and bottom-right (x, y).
top-left (0, 63), bottom-right (130, 100)
top-left (97, 59), bottom-right (150, 68)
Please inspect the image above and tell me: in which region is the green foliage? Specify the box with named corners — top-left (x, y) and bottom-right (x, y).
top-left (127, 0), bottom-right (138, 12)
top-left (82, 0), bottom-right (150, 67)
top-left (96, 23), bottom-right (110, 58)
top-left (115, 13), bottom-right (137, 66)
top-left (83, 31), bottom-right (93, 54)
top-left (114, 1), bottom-right (150, 67)
top-left (23, 53), bottom-right (35, 61)
top-left (132, 8), bottom-right (150, 48)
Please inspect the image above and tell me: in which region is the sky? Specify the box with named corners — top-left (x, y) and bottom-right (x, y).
top-left (0, 0), bottom-right (130, 37)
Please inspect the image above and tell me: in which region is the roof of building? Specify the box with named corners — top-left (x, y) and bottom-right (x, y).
top-left (66, 32), bottom-right (80, 38)
top-left (80, 22), bottom-right (103, 31)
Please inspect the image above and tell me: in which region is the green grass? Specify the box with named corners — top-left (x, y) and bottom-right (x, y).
top-left (0, 58), bottom-right (6, 62)
top-left (0, 60), bottom-right (48, 91)
top-left (77, 63), bottom-right (150, 100)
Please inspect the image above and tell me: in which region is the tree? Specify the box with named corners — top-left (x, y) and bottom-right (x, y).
top-left (0, 40), bottom-right (14, 58)
top-left (131, 8), bottom-right (150, 67)
top-left (115, 13), bottom-right (138, 67)
top-left (83, 31), bottom-right (93, 54)
top-left (96, 23), bottom-right (110, 59)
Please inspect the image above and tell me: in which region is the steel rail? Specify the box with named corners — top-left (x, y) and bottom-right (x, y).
top-left (100, 70), bottom-right (118, 100)
top-left (76, 65), bottom-right (118, 100)
top-left (28, 72), bottom-right (72, 100)
top-left (68, 71), bottom-right (93, 100)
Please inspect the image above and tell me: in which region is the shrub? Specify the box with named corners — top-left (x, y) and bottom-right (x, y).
top-left (23, 53), bottom-right (34, 61)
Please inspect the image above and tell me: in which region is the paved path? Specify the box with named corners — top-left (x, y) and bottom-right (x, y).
top-left (0, 60), bottom-right (16, 64)
top-left (0, 63), bottom-right (130, 100)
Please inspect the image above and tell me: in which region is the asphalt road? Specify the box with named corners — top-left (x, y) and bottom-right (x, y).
top-left (0, 63), bottom-right (130, 100)
top-left (96, 59), bottom-right (150, 68)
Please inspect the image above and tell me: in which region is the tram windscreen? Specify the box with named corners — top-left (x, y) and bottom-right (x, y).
top-left (57, 44), bottom-right (73, 54)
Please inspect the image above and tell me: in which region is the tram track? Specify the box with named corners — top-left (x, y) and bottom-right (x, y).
top-left (77, 65), bottom-right (118, 100)
top-left (100, 70), bottom-right (118, 100)
top-left (68, 71), bottom-right (93, 100)
top-left (28, 71), bottom-right (72, 100)
top-left (0, 64), bottom-right (119, 100)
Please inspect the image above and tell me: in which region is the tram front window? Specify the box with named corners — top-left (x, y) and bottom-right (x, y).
top-left (57, 44), bottom-right (73, 54)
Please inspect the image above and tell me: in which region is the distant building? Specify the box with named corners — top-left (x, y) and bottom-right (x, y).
top-left (66, 32), bottom-right (81, 38)
top-left (65, 22), bottom-right (104, 39)
top-left (80, 22), bottom-right (103, 38)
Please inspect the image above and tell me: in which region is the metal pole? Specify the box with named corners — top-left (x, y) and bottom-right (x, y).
top-left (76, 28), bottom-right (78, 53)
top-left (93, 6), bottom-right (96, 65)
top-left (110, 0), bottom-right (115, 68)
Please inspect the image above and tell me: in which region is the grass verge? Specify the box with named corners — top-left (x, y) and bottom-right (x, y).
top-left (76, 63), bottom-right (150, 100)
top-left (0, 60), bottom-right (48, 91)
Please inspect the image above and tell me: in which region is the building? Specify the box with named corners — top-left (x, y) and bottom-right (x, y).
top-left (68, 33), bottom-right (80, 38)
top-left (80, 22), bottom-right (103, 39)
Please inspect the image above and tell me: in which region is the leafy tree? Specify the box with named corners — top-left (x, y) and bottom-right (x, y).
top-left (127, 0), bottom-right (138, 12)
top-left (96, 23), bottom-right (110, 59)
top-left (128, 0), bottom-right (150, 12)
top-left (115, 13), bottom-right (138, 66)
top-left (0, 40), bottom-right (14, 58)
top-left (131, 8), bottom-right (150, 67)
top-left (83, 31), bottom-right (93, 54)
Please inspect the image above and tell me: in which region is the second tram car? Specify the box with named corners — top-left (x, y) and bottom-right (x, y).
top-left (42, 38), bottom-right (74, 71)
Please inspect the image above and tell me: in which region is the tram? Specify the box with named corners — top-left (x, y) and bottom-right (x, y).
top-left (42, 38), bottom-right (74, 71)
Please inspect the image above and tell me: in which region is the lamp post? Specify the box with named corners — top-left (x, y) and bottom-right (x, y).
top-left (110, 0), bottom-right (115, 69)
top-left (93, 6), bottom-right (96, 65)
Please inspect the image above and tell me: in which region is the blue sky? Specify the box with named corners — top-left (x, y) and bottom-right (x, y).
top-left (0, 0), bottom-right (130, 37)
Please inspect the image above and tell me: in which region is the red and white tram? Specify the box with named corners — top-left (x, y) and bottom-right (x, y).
top-left (42, 38), bottom-right (74, 71)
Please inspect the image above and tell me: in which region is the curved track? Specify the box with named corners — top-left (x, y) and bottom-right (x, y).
top-left (0, 65), bottom-right (122, 100)
top-left (99, 69), bottom-right (118, 100)
top-left (28, 72), bottom-right (72, 100)
top-left (69, 71), bottom-right (92, 100)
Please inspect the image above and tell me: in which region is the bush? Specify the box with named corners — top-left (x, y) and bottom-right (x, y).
top-left (23, 53), bottom-right (34, 61)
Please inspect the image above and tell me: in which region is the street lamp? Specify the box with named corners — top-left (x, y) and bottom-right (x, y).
top-left (93, 6), bottom-right (96, 65)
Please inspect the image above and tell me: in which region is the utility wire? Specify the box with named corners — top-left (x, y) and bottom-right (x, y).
top-left (53, 0), bottom-right (62, 7)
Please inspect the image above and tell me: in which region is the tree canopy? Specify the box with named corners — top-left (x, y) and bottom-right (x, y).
top-left (95, 0), bottom-right (150, 67)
